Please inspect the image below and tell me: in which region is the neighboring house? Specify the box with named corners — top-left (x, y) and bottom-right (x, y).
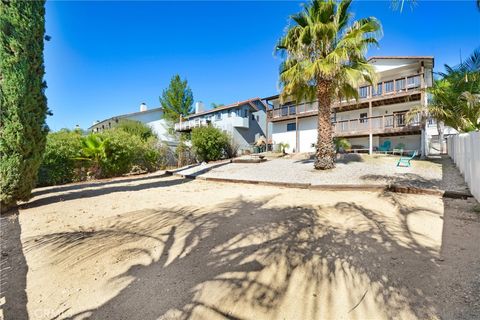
top-left (174, 98), bottom-right (268, 151)
top-left (88, 103), bottom-right (176, 145)
top-left (265, 56), bottom-right (454, 155)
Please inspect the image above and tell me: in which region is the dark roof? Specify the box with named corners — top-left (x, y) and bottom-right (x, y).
top-left (186, 97), bottom-right (266, 119)
top-left (263, 94), bottom-right (280, 102)
top-left (368, 56), bottom-right (434, 68)
top-left (89, 107), bottom-right (163, 129)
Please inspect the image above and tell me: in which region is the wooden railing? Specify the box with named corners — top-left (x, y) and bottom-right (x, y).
top-left (333, 112), bottom-right (421, 136)
top-left (267, 74), bottom-right (424, 120)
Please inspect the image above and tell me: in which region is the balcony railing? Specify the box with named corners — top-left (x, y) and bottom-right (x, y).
top-left (268, 74), bottom-right (424, 121)
top-left (269, 101), bottom-right (317, 120)
top-left (333, 112), bottom-right (421, 136)
top-left (174, 118), bottom-right (210, 131)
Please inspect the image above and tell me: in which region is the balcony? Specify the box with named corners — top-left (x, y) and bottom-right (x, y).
top-left (231, 116), bottom-right (249, 128)
top-left (333, 112), bottom-right (421, 137)
top-left (174, 118), bottom-right (210, 132)
top-left (267, 74), bottom-right (424, 122)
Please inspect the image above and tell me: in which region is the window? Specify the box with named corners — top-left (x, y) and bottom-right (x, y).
top-left (256, 115), bottom-right (260, 122)
top-left (215, 113), bottom-right (221, 120)
top-left (243, 109), bottom-right (248, 118)
top-left (396, 78), bottom-right (406, 91)
top-left (359, 112), bottom-right (368, 123)
top-left (281, 106), bottom-right (288, 116)
top-left (384, 81), bottom-right (394, 93)
top-left (289, 105), bottom-right (296, 115)
top-left (359, 86), bottom-right (369, 98)
top-left (287, 123), bottom-right (296, 131)
top-left (374, 83), bottom-right (383, 96)
top-left (228, 111), bottom-right (232, 117)
top-left (407, 76), bottom-right (420, 88)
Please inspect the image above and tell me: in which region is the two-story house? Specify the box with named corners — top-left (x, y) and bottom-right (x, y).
top-left (174, 98), bottom-right (268, 151)
top-left (89, 103), bottom-right (176, 145)
top-left (265, 56), bottom-right (445, 156)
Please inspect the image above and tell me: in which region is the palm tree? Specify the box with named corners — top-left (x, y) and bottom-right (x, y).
top-left (407, 48), bottom-right (480, 154)
top-left (76, 135), bottom-right (109, 178)
top-left (406, 79), bottom-right (453, 156)
top-left (276, 0), bottom-right (382, 169)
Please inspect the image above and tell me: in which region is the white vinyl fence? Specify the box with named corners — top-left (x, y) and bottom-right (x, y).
top-left (447, 131), bottom-right (480, 201)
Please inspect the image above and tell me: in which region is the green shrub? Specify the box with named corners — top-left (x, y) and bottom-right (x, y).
top-left (191, 126), bottom-right (229, 162)
top-left (334, 138), bottom-right (351, 152)
top-left (37, 128), bottom-right (167, 186)
top-left (97, 129), bottom-right (164, 177)
top-left (117, 119), bottom-right (155, 141)
top-left (37, 130), bottom-right (83, 186)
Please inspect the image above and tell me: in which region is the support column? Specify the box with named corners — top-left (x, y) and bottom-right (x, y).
top-left (368, 101), bottom-right (373, 155)
top-left (369, 133), bottom-right (373, 155)
top-left (295, 116), bottom-right (299, 153)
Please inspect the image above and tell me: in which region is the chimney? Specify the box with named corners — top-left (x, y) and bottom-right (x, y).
top-left (195, 101), bottom-right (204, 114)
top-left (140, 102), bottom-right (148, 112)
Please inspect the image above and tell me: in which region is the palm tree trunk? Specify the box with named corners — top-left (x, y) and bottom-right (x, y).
top-left (314, 80), bottom-right (335, 170)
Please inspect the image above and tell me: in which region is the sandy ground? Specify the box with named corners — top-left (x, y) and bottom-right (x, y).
top-left (1, 172), bottom-right (479, 320)
top-left (175, 155), bottom-right (469, 193)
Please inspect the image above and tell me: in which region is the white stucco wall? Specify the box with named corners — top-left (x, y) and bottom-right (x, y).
top-left (271, 121), bottom-right (296, 153)
top-left (379, 135), bottom-right (421, 151)
top-left (298, 117), bottom-right (317, 153)
top-left (448, 132), bottom-right (480, 201)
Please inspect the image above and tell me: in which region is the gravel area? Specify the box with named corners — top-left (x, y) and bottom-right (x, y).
top-left (175, 154), bottom-right (469, 192)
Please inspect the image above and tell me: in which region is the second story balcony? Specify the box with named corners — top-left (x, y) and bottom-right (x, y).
top-left (267, 74), bottom-right (424, 122)
top-left (174, 114), bottom-right (249, 132)
top-left (174, 118), bottom-right (210, 132)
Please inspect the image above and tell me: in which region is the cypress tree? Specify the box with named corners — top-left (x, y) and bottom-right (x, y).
top-left (0, 0), bottom-right (49, 212)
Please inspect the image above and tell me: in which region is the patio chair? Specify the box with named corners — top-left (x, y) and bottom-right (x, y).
top-left (396, 150), bottom-right (417, 167)
top-left (378, 140), bottom-right (391, 153)
top-left (393, 143), bottom-right (405, 155)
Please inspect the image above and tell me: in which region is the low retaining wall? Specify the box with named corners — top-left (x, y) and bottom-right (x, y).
top-left (166, 170), bottom-right (471, 198)
top-left (447, 132), bottom-right (480, 201)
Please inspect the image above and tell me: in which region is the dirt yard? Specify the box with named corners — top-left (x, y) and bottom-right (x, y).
top-left (1, 172), bottom-right (479, 320)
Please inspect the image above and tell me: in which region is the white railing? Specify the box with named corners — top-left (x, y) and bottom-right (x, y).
top-left (174, 118), bottom-right (210, 131)
top-left (231, 116), bottom-right (249, 128)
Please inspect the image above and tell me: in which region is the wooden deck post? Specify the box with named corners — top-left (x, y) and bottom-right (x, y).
top-left (368, 101), bottom-right (373, 155)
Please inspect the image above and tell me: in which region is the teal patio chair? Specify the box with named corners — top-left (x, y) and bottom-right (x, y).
top-left (378, 140), bottom-right (391, 153)
top-left (396, 150), bottom-right (417, 167)
top-left (393, 143), bottom-right (405, 155)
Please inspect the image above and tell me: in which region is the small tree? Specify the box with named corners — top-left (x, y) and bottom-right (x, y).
top-left (211, 103), bottom-right (225, 109)
top-left (159, 75), bottom-right (194, 127)
top-left (191, 126), bottom-right (229, 162)
top-left (0, 0), bottom-right (49, 211)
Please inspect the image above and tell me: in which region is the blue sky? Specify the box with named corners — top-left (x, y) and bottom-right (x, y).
top-left (44, 1), bottom-right (480, 131)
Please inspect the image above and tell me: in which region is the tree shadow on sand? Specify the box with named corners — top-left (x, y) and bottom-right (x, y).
top-left (22, 192), bottom-right (465, 320)
top-left (21, 176), bottom-right (189, 210)
top-left (0, 209), bottom-right (29, 320)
